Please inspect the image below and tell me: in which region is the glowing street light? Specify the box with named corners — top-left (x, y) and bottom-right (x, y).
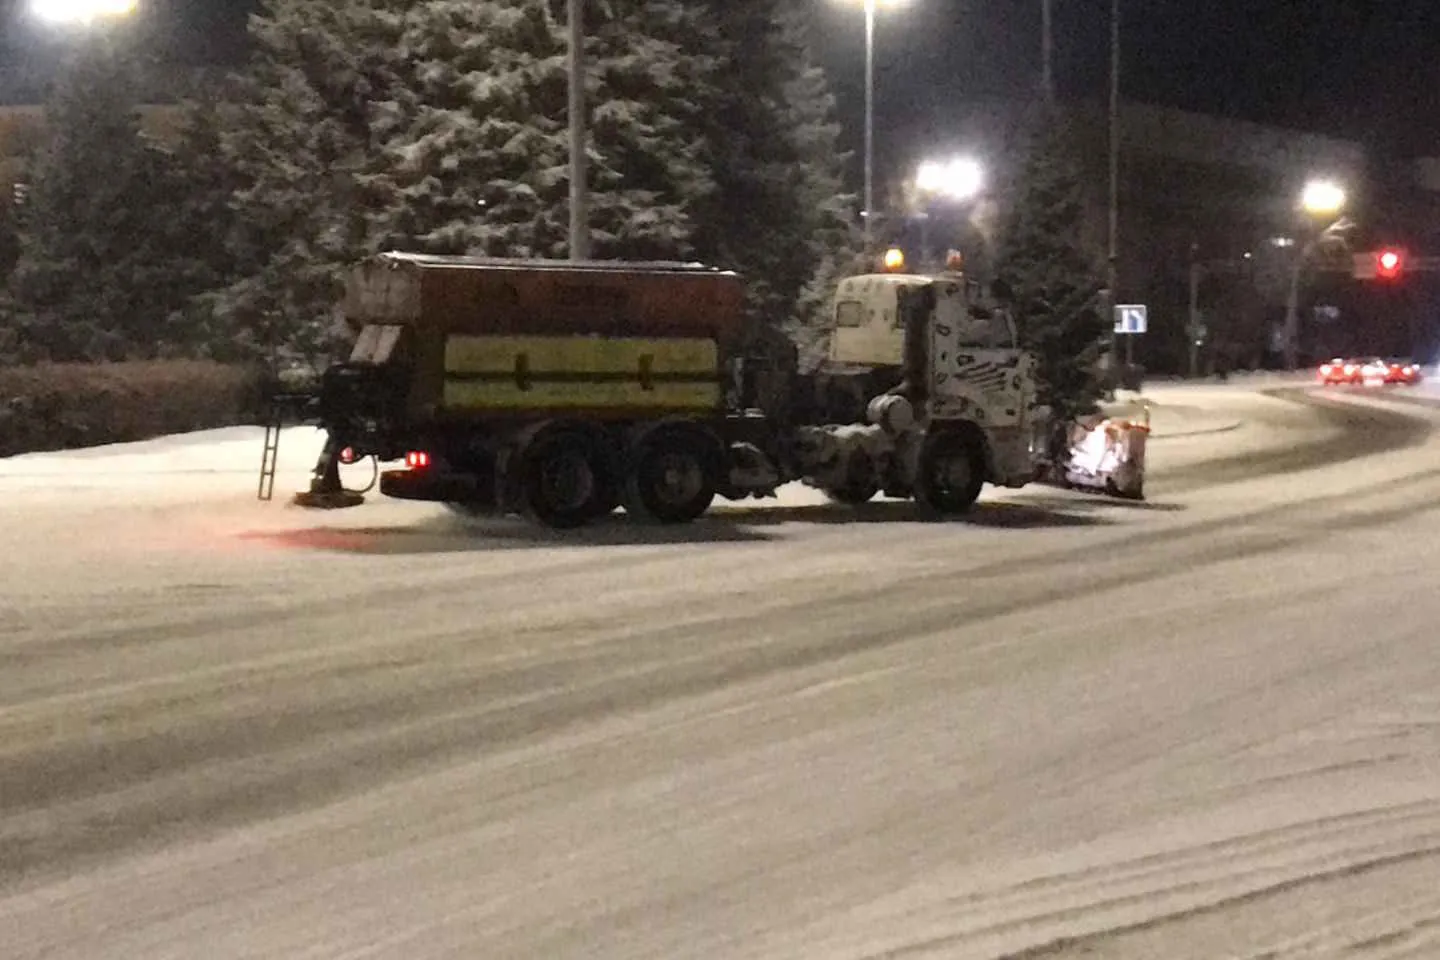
top-left (916, 157), bottom-right (984, 203)
top-left (30, 0), bottom-right (137, 25)
top-left (838, 0), bottom-right (909, 251)
top-left (1300, 178), bottom-right (1346, 217)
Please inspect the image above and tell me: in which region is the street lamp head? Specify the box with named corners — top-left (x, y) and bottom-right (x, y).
top-left (917, 157), bottom-right (984, 202)
top-left (1300, 179), bottom-right (1346, 217)
top-left (31, 0), bottom-right (138, 25)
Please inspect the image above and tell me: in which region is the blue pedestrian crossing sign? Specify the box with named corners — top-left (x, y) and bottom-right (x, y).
top-left (1114, 304), bottom-right (1148, 335)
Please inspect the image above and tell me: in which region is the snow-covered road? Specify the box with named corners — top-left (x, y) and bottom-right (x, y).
top-left (3, 383), bottom-right (1440, 959)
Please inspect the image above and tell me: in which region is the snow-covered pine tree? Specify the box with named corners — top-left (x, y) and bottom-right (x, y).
top-left (368, 0), bottom-right (715, 260)
top-left (675, 0), bottom-right (859, 360)
top-left (217, 0), bottom-right (410, 366)
top-left (220, 0), bottom-right (854, 363)
top-left (149, 89), bottom-right (248, 359)
top-left (685, 2), bottom-right (820, 322)
top-left (772, 4), bottom-right (862, 368)
top-left (991, 107), bottom-right (1107, 453)
top-left (8, 37), bottom-right (189, 361)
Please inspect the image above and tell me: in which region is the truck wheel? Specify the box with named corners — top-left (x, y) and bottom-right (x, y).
top-left (626, 432), bottom-right (717, 524)
top-left (915, 428), bottom-right (986, 516)
top-left (823, 454), bottom-right (879, 505)
top-left (516, 430), bottom-right (614, 529)
top-left (825, 479), bottom-right (879, 506)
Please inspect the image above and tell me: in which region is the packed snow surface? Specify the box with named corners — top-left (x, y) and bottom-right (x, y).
top-left (3, 382), bottom-right (1440, 959)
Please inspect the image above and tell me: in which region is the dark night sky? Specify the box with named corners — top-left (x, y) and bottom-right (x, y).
top-left (4, 0), bottom-right (1439, 155)
top-left (812, 0), bottom-right (1440, 156)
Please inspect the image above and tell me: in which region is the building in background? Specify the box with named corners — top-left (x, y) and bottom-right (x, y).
top-left (0, 103), bottom-right (186, 194)
top-left (0, 62), bottom-right (212, 202)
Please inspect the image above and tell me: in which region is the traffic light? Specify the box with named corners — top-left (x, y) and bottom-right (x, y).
top-left (1353, 248), bottom-right (1408, 281)
top-left (1376, 247), bottom-right (1404, 280)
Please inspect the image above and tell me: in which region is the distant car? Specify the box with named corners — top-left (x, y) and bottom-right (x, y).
top-left (1359, 357), bottom-right (1391, 386)
top-left (1349, 357), bottom-right (1422, 386)
top-left (1381, 358), bottom-right (1423, 385)
top-left (1318, 358), bottom-right (1361, 385)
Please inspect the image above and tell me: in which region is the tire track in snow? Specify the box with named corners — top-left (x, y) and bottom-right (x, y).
top-left (865, 801), bottom-right (1440, 958)
top-left (1155, 387), bottom-right (1432, 494)
top-left (1229, 886), bottom-right (1440, 958)
top-left (5, 457), bottom-right (1440, 890)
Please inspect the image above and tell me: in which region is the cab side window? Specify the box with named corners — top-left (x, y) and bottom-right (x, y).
top-left (835, 300), bottom-right (864, 328)
top-left (962, 311), bottom-right (1014, 349)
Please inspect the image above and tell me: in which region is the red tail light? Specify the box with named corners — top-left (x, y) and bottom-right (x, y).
top-left (339, 446), bottom-right (358, 465)
top-left (406, 451), bottom-right (431, 469)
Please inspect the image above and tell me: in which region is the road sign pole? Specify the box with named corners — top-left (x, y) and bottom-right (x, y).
top-left (1112, 304), bottom-right (1145, 373)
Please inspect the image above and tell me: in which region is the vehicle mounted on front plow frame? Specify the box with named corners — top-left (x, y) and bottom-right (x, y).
top-left (259, 252), bottom-right (1145, 528)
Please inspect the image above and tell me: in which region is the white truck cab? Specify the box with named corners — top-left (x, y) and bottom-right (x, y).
top-left (829, 271), bottom-right (1019, 368)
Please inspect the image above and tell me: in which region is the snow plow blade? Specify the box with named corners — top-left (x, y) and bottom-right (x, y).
top-left (1056, 405), bottom-right (1149, 500)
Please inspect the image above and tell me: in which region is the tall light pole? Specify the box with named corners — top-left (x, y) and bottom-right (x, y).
top-left (864, 0), bottom-right (875, 251)
top-left (1282, 178), bottom-right (1350, 371)
top-left (1107, 0), bottom-right (1122, 373)
top-left (567, 0), bottom-right (591, 260)
top-left (843, 0), bottom-right (906, 252)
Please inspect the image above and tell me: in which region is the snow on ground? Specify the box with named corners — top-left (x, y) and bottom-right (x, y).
top-left (0, 381), bottom-right (1254, 503)
top-left (2, 381), bottom-right (1440, 959)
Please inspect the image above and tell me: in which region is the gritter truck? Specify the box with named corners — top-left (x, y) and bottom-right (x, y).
top-left (276, 251), bottom-right (1054, 528)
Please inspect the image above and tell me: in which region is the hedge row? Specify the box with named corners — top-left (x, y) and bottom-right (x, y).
top-left (0, 361), bottom-right (267, 458)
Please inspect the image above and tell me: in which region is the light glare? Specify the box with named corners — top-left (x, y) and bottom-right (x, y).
top-left (31, 0), bottom-right (137, 25)
top-left (1300, 179), bottom-right (1346, 216)
top-left (916, 157), bottom-right (984, 202)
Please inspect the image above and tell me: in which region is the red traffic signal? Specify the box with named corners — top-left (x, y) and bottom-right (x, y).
top-left (1376, 247), bottom-right (1404, 280)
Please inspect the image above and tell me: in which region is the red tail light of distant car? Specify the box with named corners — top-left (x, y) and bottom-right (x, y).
top-left (1318, 359), bottom-right (1360, 385)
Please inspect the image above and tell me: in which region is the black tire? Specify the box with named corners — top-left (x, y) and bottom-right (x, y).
top-left (824, 479), bottom-right (879, 506)
top-left (823, 454), bottom-right (879, 505)
top-left (914, 427), bottom-right (986, 516)
top-left (515, 430), bottom-right (615, 529)
top-left (626, 430), bottom-right (717, 524)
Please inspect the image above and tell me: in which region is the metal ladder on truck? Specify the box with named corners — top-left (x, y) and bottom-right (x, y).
top-left (257, 392), bottom-right (314, 501)
top-left (257, 398), bottom-right (284, 501)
